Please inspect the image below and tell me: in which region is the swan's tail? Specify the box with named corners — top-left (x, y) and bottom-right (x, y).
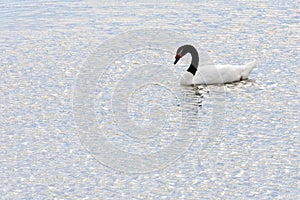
top-left (242, 60), bottom-right (257, 78)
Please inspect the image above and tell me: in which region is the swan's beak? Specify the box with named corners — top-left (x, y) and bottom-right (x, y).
top-left (174, 58), bottom-right (180, 64)
top-left (174, 54), bottom-right (181, 64)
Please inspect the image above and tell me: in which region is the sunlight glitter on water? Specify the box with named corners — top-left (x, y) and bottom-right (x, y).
top-left (1, 0), bottom-right (299, 199)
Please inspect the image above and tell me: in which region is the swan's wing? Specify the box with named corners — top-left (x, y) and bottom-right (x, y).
top-left (195, 65), bottom-right (243, 84)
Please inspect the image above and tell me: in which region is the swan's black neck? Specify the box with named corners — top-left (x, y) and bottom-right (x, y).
top-left (187, 64), bottom-right (197, 75)
top-left (183, 45), bottom-right (199, 75)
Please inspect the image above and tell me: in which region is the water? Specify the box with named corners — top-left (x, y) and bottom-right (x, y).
top-left (1, 0), bottom-right (299, 199)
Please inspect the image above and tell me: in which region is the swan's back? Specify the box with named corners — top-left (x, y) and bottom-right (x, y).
top-left (193, 61), bottom-right (257, 85)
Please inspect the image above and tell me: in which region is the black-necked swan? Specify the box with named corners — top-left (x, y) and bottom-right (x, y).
top-left (174, 44), bottom-right (257, 85)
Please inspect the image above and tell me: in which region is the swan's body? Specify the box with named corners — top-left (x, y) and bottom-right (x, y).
top-left (174, 45), bottom-right (257, 85)
top-left (193, 61), bottom-right (257, 85)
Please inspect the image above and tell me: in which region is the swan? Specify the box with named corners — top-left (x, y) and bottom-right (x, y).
top-left (174, 44), bottom-right (257, 85)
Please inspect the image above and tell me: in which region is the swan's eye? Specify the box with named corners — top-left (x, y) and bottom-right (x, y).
top-left (175, 54), bottom-right (181, 59)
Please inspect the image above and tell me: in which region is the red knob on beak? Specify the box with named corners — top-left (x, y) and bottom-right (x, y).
top-left (175, 54), bottom-right (181, 59)
top-left (174, 54), bottom-right (181, 64)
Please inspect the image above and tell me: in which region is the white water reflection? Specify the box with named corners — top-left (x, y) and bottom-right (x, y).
top-left (1, 0), bottom-right (299, 199)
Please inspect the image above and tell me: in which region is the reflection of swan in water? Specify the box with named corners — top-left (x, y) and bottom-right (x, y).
top-left (174, 44), bottom-right (257, 85)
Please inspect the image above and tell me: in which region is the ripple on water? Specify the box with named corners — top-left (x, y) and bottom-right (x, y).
top-left (1, 0), bottom-right (299, 199)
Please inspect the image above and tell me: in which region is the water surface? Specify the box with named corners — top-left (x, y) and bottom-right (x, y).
top-left (1, 0), bottom-right (299, 199)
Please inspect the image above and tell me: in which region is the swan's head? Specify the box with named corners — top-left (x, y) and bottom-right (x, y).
top-left (174, 46), bottom-right (188, 65)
